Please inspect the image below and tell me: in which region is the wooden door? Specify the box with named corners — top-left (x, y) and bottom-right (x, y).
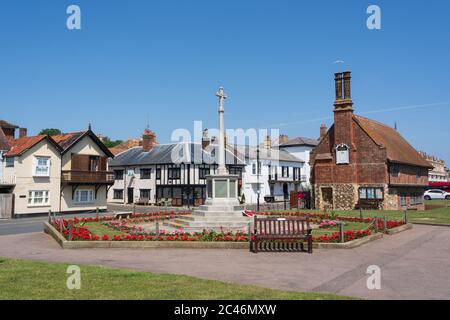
top-left (0, 194), bottom-right (14, 219)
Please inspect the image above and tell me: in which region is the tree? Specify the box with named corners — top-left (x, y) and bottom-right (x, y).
top-left (101, 136), bottom-right (123, 148)
top-left (39, 128), bottom-right (62, 136)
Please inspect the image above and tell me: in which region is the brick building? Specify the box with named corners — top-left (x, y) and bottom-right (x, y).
top-left (310, 72), bottom-right (432, 211)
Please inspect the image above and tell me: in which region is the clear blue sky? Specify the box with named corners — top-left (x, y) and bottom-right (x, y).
top-left (1, 0), bottom-right (450, 163)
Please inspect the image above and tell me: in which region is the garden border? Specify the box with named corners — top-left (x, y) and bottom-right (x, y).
top-left (386, 223), bottom-right (413, 235)
top-left (44, 222), bottom-right (385, 250)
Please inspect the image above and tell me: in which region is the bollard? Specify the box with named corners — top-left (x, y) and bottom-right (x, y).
top-left (339, 222), bottom-right (345, 243)
top-left (68, 220), bottom-right (74, 241)
top-left (155, 221), bottom-right (160, 239)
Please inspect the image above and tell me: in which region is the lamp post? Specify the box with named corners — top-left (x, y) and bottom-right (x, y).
top-left (257, 146), bottom-right (260, 212)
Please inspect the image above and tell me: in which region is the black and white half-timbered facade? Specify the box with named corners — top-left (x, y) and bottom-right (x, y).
top-left (108, 142), bottom-right (245, 207)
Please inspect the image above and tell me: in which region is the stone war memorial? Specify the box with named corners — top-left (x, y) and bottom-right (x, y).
top-left (166, 87), bottom-right (251, 232)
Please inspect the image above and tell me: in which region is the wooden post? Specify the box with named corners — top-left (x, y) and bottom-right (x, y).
top-left (383, 215), bottom-right (387, 232)
top-left (359, 208), bottom-right (363, 219)
top-left (96, 207), bottom-right (99, 219)
top-left (156, 221), bottom-right (160, 239)
top-left (59, 218), bottom-right (63, 234)
top-left (48, 210), bottom-right (52, 223)
top-left (133, 203), bottom-right (136, 215)
top-left (68, 220), bottom-right (73, 241)
top-left (374, 217), bottom-right (378, 233)
top-left (339, 222), bottom-right (345, 243)
top-left (247, 222), bottom-right (252, 252)
top-left (404, 210), bottom-right (408, 224)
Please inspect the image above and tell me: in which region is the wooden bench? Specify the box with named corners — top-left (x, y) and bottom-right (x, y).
top-left (114, 212), bottom-right (132, 220)
top-left (251, 216), bottom-right (313, 253)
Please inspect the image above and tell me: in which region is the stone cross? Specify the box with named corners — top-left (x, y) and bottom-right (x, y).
top-left (215, 87), bottom-right (228, 175)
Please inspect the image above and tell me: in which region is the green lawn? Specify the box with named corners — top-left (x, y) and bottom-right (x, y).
top-left (312, 221), bottom-right (369, 236)
top-left (83, 221), bottom-right (126, 237)
top-left (0, 258), bottom-right (351, 300)
top-left (277, 200), bottom-right (450, 226)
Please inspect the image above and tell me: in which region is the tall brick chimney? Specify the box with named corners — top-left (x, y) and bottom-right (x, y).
top-left (264, 135), bottom-right (272, 149)
top-left (142, 129), bottom-right (156, 152)
top-left (279, 134), bottom-right (289, 145)
top-left (320, 124), bottom-right (327, 140)
top-left (19, 128), bottom-right (27, 138)
top-left (333, 71), bottom-right (354, 147)
top-left (202, 129), bottom-right (210, 150)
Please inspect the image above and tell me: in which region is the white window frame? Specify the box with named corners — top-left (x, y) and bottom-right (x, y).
top-left (33, 156), bottom-right (51, 177)
top-left (28, 190), bottom-right (50, 207)
top-left (75, 189), bottom-right (94, 203)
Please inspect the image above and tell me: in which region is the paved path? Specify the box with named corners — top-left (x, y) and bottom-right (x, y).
top-left (0, 224), bottom-right (449, 300)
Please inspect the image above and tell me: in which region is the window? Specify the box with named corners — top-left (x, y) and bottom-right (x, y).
top-left (156, 168), bottom-right (161, 180)
top-left (400, 194), bottom-right (407, 206)
top-left (75, 189), bottom-right (94, 203)
top-left (28, 190), bottom-right (50, 206)
top-left (359, 187), bottom-right (384, 200)
top-left (114, 170), bottom-right (124, 180)
top-left (140, 169), bottom-right (152, 180)
top-left (229, 166), bottom-right (242, 177)
top-left (416, 168), bottom-right (422, 179)
top-left (33, 156), bottom-right (50, 176)
top-left (411, 194), bottom-right (423, 205)
top-left (252, 162), bottom-right (262, 175)
top-left (199, 167), bottom-right (210, 179)
top-left (113, 189), bottom-right (123, 199)
top-left (336, 144), bottom-right (350, 164)
top-left (391, 164), bottom-right (400, 177)
top-left (168, 167), bottom-right (181, 180)
top-left (140, 189), bottom-right (151, 199)
top-left (282, 166), bottom-right (289, 178)
top-left (6, 157), bottom-right (15, 167)
top-left (293, 168), bottom-right (301, 180)
top-left (127, 169), bottom-right (135, 177)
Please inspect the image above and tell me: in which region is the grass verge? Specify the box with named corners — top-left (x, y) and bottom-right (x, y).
top-left (0, 257), bottom-right (353, 300)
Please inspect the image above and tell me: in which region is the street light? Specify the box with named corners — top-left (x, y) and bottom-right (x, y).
top-left (257, 146), bottom-right (260, 212)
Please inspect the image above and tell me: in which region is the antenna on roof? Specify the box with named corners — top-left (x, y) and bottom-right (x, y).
top-left (88, 122), bottom-right (92, 131)
top-left (394, 121), bottom-right (398, 131)
top-left (146, 113), bottom-right (150, 130)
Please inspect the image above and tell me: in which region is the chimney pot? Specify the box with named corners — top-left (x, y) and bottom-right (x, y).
top-left (343, 71), bottom-right (352, 100)
top-left (142, 129), bottom-right (156, 152)
top-left (334, 72), bottom-right (343, 101)
top-left (19, 128), bottom-right (27, 138)
top-left (320, 124), bottom-right (327, 140)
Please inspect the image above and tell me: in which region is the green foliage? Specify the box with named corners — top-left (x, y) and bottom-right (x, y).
top-left (38, 128), bottom-right (62, 136)
top-left (102, 136), bottom-right (123, 148)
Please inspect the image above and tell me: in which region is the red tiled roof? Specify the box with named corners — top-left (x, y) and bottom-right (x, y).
top-left (0, 128), bottom-right (10, 151)
top-left (5, 135), bottom-right (48, 157)
top-left (353, 115), bottom-right (432, 168)
top-left (109, 139), bottom-right (142, 156)
top-left (0, 120), bottom-right (19, 129)
top-left (52, 131), bottom-right (85, 150)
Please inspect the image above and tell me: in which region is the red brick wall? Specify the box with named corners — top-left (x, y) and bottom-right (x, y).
top-left (311, 116), bottom-right (388, 185)
top-left (389, 164), bottom-right (428, 186)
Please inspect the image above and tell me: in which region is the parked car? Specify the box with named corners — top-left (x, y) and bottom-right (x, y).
top-left (424, 189), bottom-right (450, 200)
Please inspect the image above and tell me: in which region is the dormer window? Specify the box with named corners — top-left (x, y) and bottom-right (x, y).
top-left (336, 144), bottom-right (349, 164)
